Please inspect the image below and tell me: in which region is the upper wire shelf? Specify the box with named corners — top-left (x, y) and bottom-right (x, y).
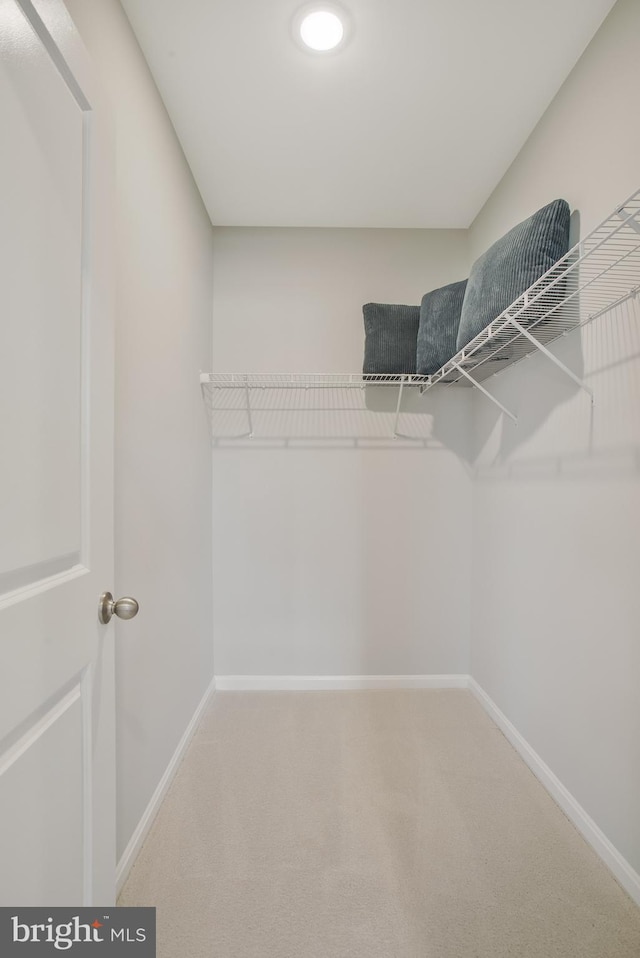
top-left (201, 188), bottom-right (640, 439)
top-left (424, 188), bottom-right (640, 416)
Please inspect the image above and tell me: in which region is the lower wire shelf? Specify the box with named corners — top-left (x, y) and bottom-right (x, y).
top-left (201, 188), bottom-right (640, 442)
top-left (199, 374), bottom-right (434, 443)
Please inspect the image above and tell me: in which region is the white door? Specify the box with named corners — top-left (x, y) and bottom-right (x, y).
top-left (0, 0), bottom-right (116, 905)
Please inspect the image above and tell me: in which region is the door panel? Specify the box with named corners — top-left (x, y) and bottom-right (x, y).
top-left (0, 688), bottom-right (85, 905)
top-left (0, 0), bottom-right (84, 590)
top-left (0, 0), bottom-right (115, 906)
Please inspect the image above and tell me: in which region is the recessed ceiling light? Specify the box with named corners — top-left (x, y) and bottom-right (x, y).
top-left (301, 11), bottom-right (343, 50)
top-left (292, 3), bottom-right (352, 54)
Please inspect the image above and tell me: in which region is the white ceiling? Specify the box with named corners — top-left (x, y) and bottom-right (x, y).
top-left (121, 0), bottom-right (615, 229)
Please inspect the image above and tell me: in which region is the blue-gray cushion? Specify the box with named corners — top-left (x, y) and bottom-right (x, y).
top-left (417, 280), bottom-right (468, 375)
top-left (362, 303), bottom-right (419, 375)
top-left (457, 199), bottom-right (570, 351)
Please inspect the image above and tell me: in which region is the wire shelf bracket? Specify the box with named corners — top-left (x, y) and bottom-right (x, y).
top-left (244, 376), bottom-right (254, 438)
top-left (392, 376), bottom-right (406, 438)
top-left (449, 360), bottom-right (517, 421)
top-left (505, 314), bottom-right (594, 403)
top-left (616, 207), bottom-right (640, 236)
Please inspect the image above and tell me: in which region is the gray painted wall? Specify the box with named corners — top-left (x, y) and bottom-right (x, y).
top-left (65, 0), bottom-right (215, 862)
top-left (210, 228), bottom-right (473, 677)
top-left (468, 0), bottom-right (640, 876)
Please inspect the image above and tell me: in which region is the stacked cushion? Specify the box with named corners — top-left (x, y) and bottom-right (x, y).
top-left (361, 199), bottom-right (571, 376)
top-left (456, 198), bottom-right (570, 351)
top-left (416, 280), bottom-right (467, 375)
top-left (362, 303), bottom-right (420, 375)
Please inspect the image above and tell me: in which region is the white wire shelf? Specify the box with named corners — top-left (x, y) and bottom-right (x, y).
top-left (202, 188), bottom-right (640, 438)
top-left (423, 187), bottom-right (640, 418)
top-left (201, 373), bottom-right (430, 388)
top-left (199, 373), bottom-right (433, 442)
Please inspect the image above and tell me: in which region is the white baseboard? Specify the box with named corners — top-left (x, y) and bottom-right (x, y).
top-left (214, 674), bottom-right (469, 691)
top-left (115, 676), bottom-right (216, 895)
top-left (469, 677), bottom-right (640, 907)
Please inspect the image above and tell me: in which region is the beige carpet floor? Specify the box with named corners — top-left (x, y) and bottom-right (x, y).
top-left (119, 690), bottom-right (640, 957)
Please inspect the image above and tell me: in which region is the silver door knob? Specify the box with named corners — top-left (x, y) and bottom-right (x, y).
top-left (98, 592), bottom-right (140, 624)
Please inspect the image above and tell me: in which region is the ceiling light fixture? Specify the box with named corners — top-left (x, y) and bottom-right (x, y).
top-left (292, 3), bottom-right (352, 54)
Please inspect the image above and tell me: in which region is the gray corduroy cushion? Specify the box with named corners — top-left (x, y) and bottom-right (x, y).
top-left (362, 303), bottom-right (419, 375)
top-left (457, 199), bottom-right (571, 351)
top-left (417, 280), bottom-right (468, 375)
